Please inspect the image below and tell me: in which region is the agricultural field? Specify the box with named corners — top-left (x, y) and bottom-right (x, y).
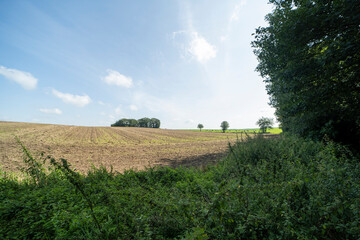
top-left (186, 127), bottom-right (282, 134)
top-left (0, 121), bottom-right (254, 174)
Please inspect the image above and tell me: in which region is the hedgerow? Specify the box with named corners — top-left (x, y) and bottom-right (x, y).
top-left (1, 134), bottom-right (359, 239)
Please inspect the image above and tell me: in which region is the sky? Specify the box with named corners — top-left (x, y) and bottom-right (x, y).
top-left (0, 0), bottom-right (276, 129)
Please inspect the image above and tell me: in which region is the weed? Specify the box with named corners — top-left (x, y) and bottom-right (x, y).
top-left (1, 134), bottom-right (359, 239)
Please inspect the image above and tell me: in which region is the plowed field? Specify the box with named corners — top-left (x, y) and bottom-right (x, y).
top-left (0, 121), bottom-right (242, 173)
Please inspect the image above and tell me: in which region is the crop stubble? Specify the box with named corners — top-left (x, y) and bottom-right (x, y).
top-left (0, 121), bottom-right (241, 173)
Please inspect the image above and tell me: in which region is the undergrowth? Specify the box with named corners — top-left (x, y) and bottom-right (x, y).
top-left (0, 134), bottom-right (359, 239)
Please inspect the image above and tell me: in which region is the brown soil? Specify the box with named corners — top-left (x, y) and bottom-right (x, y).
top-left (0, 121), bottom-right (242, 173)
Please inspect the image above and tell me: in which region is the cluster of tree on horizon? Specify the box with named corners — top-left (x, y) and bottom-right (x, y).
top-left (111, 117), bottom-right (160, 128)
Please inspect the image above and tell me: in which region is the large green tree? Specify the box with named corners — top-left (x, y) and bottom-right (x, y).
top-left (257, 117), bottom-right (274, 133)
top-left (149, 118), bottom-right (161, 128)
top-left (252, 0), bottom-right (360, 147)
top-left (220, 121), bottom-right (229, 133)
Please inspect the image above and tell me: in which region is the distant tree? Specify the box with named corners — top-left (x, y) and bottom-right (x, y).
top-left (128, 119), bottom-right (138, 127)
top-left (197, 124), bottom-right (204, 131)
top-left (138, 118), bottom-right (151, 128)
top-left (256, 117), bottom-right (274, 133)
top-left (220, 121), bottom-right (229, 133)
top-left (150, 118), bottom-right (161, 128)
top-left (122, 119), bottom-right (131, 127)
top-left (112, 117), bottom-right (160, 128)
top-left (111, 118), bottom-right (128, 127)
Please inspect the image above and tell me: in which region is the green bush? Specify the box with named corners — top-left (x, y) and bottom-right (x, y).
top-left (1, 135), bottom-right (359, 239)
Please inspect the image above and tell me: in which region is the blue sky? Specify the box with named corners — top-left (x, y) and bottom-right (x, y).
top-left (0, 0), bottom-right (275, 129)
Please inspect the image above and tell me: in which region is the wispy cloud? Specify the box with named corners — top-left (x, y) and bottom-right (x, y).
top-left (52, 89), bottom-right (91, 107)
top-left (185, 119), bottom-right (195, 124)
top-left (129, 104), bottom-right (138, 111)
top-left (39, 108), bottom-right (62, 114)
top-left (0, 65), bottom-right (38, 90)
top-left (220, 35), bottom-right (228, 42)
top-left (172, 30), bottom-right (187, 39)
top-left (115, 106), bottom-right (122, 115)
top-left (103, 69), bottom-right (133, 88)
top-left (230, 0), bottom-right (247, 22)
top-left (109, 114), bottom-right (115, 121)
top-left (133, 91), bottom-right (184, 117)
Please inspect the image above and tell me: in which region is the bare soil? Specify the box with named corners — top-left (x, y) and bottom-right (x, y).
top-left (0, 121), bottom-right (242, 173)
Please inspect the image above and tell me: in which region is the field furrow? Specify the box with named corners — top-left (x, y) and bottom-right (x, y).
top-left (0, 121), bottom-right (243, 173)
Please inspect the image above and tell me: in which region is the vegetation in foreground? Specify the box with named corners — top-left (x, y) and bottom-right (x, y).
top-left (1, 134), bottom-right (359, 239)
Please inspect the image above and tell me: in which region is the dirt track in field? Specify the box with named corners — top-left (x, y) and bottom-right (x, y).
top-left (0, 121), bottom-right (242, 173)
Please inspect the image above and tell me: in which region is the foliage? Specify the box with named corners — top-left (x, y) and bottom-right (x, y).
top-left (15, 136), bottom-right (47, 184)
top-left (111, 117), bottom-right (160, 128)
top-left (220, 121), bottom-right (229, 133)
top-left (197, 123), bottom-right (204, 131)
top-left (2, 135), bottom-right (359, 239)
top-left (256, 117), bottom-right (274, 133)
top-left (252, 0), bottom-right (360, 148)
top-left (138, 117), bottom-right (151, 127)
top-left (111, 118), bottom-right (137, 127)
top-left (149, 118), bottom-right (161, 128)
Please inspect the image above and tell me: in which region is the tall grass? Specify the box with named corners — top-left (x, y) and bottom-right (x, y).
top-left (1, 134), bottom-right (359, 239)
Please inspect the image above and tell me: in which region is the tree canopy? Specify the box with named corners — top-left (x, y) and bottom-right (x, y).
top-left (197, 124), bottom-right (204, 131)
top-left (111, 118), bottom-right (160, 128)
top-left (252, 0), bottom-right (360, 147)
top-left (220, 121), bottom-right (229, 133)
top-left (257, 117), bottom-right (274, 133)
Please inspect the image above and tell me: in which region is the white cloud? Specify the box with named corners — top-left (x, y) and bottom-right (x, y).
top-left (173, 31), bottom-right (217, 63)
top-left (129, 104), bottom-right (138, 111)
top-left (39, 108), bottom-right (62, 114)
top-left (103, 69), bottom-right (133, 88)
top-left (0, 65), bottom-right (38, 90)
top-left (98, 101), bottom-right (105, 105)
top-left (230, 0), bottom-right (247, 22)
top-left (52, 89), bottom-right (91, 107)
top-left (188, 32), bottom-right (217, 63)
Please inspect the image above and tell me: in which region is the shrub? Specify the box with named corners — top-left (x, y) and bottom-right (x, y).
top-left (1, 135), bottom-right (359, 239)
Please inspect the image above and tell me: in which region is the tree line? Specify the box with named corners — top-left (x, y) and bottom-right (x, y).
top-left (252, 0), bottom-right (360, 148)
top-left (111, 118), bottom-right (160, 128)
